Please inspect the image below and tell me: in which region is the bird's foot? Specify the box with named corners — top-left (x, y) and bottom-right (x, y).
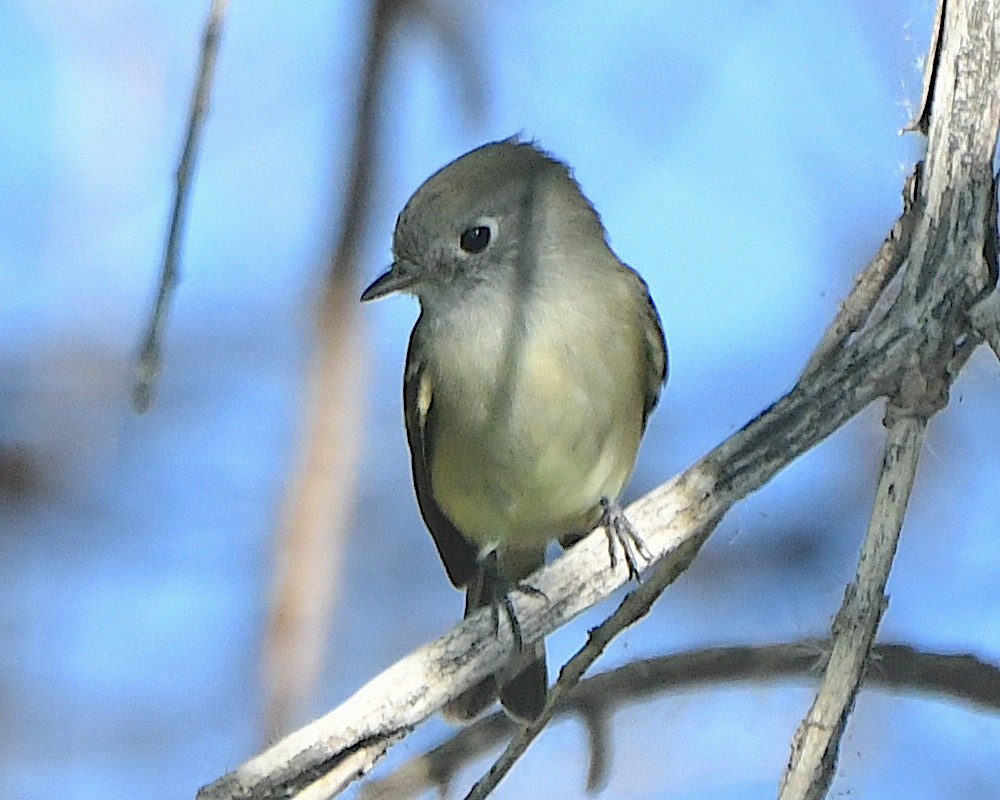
top-left (495, 583), bottom-right (548, 652)
top-left (600, 497), bottom-right (652, 582)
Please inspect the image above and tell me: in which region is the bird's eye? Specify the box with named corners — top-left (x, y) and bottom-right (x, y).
top-left (459, 225), bottom-right (491, 254)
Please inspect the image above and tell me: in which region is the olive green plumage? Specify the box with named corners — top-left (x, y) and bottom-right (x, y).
top-left (362, 138), bottom-right (667, 722)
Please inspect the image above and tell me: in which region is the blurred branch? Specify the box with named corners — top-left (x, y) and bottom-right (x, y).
top-left (779, 415), bottom-right (925, 800)
top-left (322, 0), bottom-right (488, 290)
top-left (133, 0), bottom-right (229, 412)
top-left (263, 0), bottom-right (490, 738)
top-left (360, 641), bottom-right (1000, 800)
top-left (415, 0), bottom-right (488, 126)
top-left (325, 0), bottom-right (402, 286)
top-left (261, 0), bottom-right (406, 740)
top-left (263, 270), bottom-right (368, 739)
top-left (197, 1), bottom-right (1000, 798)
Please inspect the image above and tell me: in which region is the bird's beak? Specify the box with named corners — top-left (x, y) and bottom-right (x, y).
top-left (360, 262), bottom-right (419, 302)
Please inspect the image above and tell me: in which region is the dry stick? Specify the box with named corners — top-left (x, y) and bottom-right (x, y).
top-left (262, 0), bottom-right (402, 739)
top-left (195, 199), bottom-right (951, 800)
top-left (361, 641), bottom-right (1000, 800)
top-left (265, 0), bottom-right (490, 736)
top-left (293, 733), bottom-right (405, 800)
top-left (133, 0), bottom-right (229, 412)
top-left (801, 167), bottom-right (922, 378)
top-left (195, 297), bottom-right (921, 800)
top-left (462, 512), bottom-right (722, 800)
top-left (197, 0), bottom-right (1000, 795)
top-left (778, 413), bottom-right (926, 800)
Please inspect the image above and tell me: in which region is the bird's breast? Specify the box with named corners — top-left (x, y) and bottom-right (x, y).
top-left (424, 287), bottom-right (645, 553)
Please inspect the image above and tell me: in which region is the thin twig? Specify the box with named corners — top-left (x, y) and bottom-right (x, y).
top-left (462, 512), bottom-right (723, 800)
top-left (195, 0), bottom-right (1000, 796)
top-left (133, 0), bottom-right (229, 412)
top-left (801, 166), bottom-right (922, 378)
top-left (264, 0), bottom-right (490, 736)
top-left (778, 413), bottom-right (926, 800)
top-left (293, 734), bottom-right (402, 800)
top-left (361, 641), bottom-right (1000, 800)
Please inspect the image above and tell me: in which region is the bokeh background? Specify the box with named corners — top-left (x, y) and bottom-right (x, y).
top-left (3, 1), bottom-right (1000, 798)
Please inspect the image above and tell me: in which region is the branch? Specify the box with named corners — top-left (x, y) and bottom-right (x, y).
top-left (133, 0), bottom-right (229, 412)
top-left (197, 1), bottom-right (1000, 797)
top-left (462, 505), bottom-right (724, 800)
top-left (778, 414), bottom-right (925, 800)
top-left (265, 0), bottom-right (492, 736)
top-left (801, 166), bottom-right (922, 378)
top-left (262, 0), bottom-right (407, 740)
top-left (778, 3), bottom-right (1000, 796)
top-left (196, 233), bottom-right (953, 800)
top-left (359, 641), bottom-right (1000, 800)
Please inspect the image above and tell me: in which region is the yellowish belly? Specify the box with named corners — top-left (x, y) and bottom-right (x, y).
top-left (429, 338), bottom-right (644, 554)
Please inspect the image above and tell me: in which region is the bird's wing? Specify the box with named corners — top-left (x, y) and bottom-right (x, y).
top-left (629, 268), bottom-right (668, 428)
top-left (403, 324), bottom-right (478, 589)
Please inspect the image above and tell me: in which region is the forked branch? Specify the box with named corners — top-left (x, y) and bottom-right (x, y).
top-left (198, 0), bottom-right (1000, 797)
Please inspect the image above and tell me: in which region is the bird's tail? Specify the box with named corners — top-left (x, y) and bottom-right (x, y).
top-left (443, 549), bottom-right (547, 723)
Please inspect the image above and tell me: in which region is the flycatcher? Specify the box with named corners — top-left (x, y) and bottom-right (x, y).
top-left (361, 138), bottom-right (667, 722)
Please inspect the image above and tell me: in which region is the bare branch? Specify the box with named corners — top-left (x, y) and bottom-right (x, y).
top-left (777, 2), bottom-right (1000, 796)
top-left (801, 166), bottom-right (922, 378)
top-left (195, 259), bottom-right (955, 800)
top-left (778, 414), bottom-right (925, 800)
top-left (265, 0), bottom-right (491, 735)
top-left (361, 641), bottom-right (1000, 800)
top-left (133, 0), bottom-right (229, 412)
top-left (196, 1), bottom-right (1000, 797)
top-left (903, 0), bottom-right (945, 135)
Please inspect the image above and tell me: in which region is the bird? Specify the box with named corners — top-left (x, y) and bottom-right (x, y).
top-left (361, 137), bottom-right (667, 722)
